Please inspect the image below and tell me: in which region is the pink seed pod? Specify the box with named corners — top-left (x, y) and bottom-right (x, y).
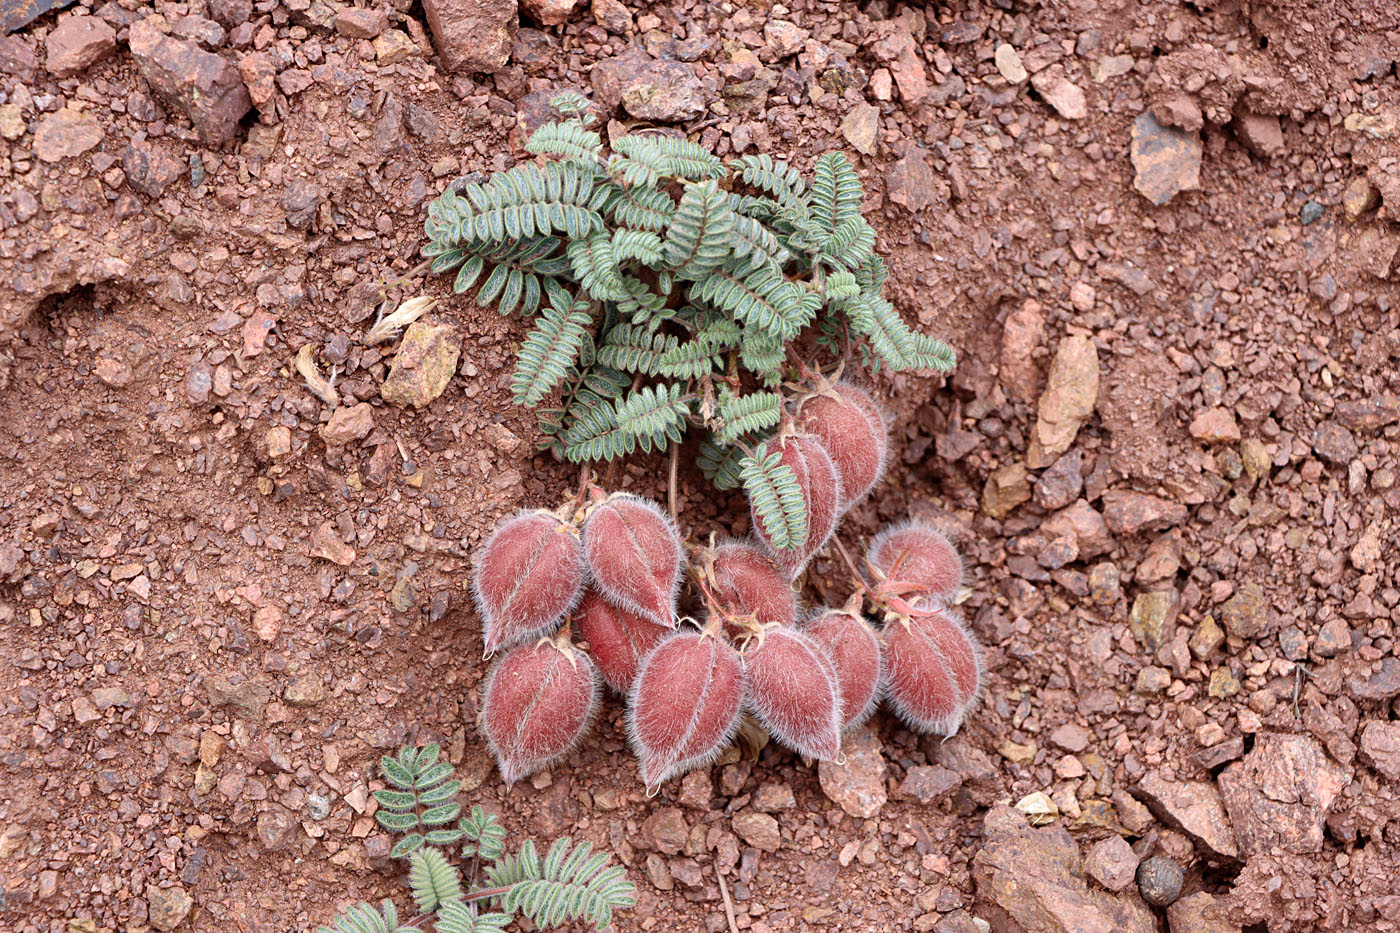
top-left (473, 510), bottom-right (586, 655)
top-left (481, 639), bottom-right (600, 783)
top-left (802, 607), bottom-right (883, 731)
top-left (797, 381), bottom-right (889, 510)
top-left (867, 520), bottom-right (963, 608)
top-left (573, 587), bottom-right (670, 693)
top-left (627, 629), bottom-right (744, 790)
top-left (583, 493), bottom-right (682, 628)
top-left (882, 607), bottom-right (982, 736)
top-left (742, 627), bottom-right (843, 760)
top-left (751, 433), bottom-right (844, 579)
top-left (707, 540), bottom-right (798, 634)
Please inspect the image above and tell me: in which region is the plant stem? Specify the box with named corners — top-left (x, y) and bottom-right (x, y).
top-left (667, 441), bottom-right (680, 525)
top-left (462, 885), bottom-right (513, 903)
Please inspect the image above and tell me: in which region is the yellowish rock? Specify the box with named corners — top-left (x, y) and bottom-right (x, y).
top-left (380, 320), bottom-right (461, 408)
top-left (1026, 334), bottom-right (1099, 469)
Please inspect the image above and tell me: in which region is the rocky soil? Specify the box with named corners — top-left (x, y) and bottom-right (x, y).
top-left (1, 0), bottom-right (1398, 931)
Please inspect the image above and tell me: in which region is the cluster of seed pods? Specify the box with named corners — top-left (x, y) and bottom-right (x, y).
top-left (471, 377), bottom-right (984, 791)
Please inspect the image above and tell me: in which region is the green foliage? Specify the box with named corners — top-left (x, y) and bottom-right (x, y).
top-left (422, 93), bottom-right (956, 547)
top-left (321, 745), bottom-right (636, 933)
top-left (317, 900), bottom-right (421, 933)
top-left (739, 450), bottom-right (808, 552)
top-left (374, 744), bottom-right (463, 857)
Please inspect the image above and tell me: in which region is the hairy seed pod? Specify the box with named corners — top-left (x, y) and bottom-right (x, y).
top-left (708, 540), bottom-right (798, 635)
top-left (583, 493), bottom-right (682, 628)
top-left (751, 433), bottom-right (844, 579)
top-left (481, 640), bottom-right (600, 783)
top-left (798, 381), bottom-right (888, 510)
top-left (574, 587), bottom-right (670, 693)
top-left (473, 510), bottom-right (586, 655)
top-left (742, 627), bottom-right (843, 760)
top-left (627, 630), bottom-right (744, 789)
top-left (882, 607), bottom-right (982, 736)
top-left (867, 520), bottom-right (962, 607)
top-left (802, 608), bottom-right (883, 731)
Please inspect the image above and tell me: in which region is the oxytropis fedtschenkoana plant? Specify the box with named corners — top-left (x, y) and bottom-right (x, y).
top-left (318, 744), bottom-right (636, 933)
top-left (418, 91), bottom-right (954, 547)
top-left (472, 370), bottom-right (984, 793)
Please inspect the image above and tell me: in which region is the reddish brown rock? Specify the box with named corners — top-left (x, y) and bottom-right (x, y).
top-left (1166, 892), bottom-right (1241, 933)
top-left (885, 147), bottom-right (940, 213)
top-left (1359, 720), bottom-right (1400, 781)
top-left (1031, 67), bottom-right (1087, 120)
top-left (1188, 408), bottom-right (1240, 443)
top-left (129, 20), bottom-right (251, 145)
top-left (1134, 771), bottom-right (1238, 860)
top-left (1042, 500), bottom-right (1112, 558)
top-left (1218, 733), bottom-right (1351, 858)
top-left (1233, 112), bottom-right (1284, 157)
top-left (45, 15), bottom-right (117, 78)
top-left (1027, 334), bottom-right (1099, 469)
top-left (237, 51), bottom-right (277, 109)
top-left (421, 0), bottom-right (516, 73)
top-left (591, 54), bottom-right (708, 121)
top-left (1131, 111), bottom-right (1201, 206)
top-left (321, 402), bottom-right (375, 446)
top-left (521, 0), bottom-right (581, 26)
top-left (32, 107), bottom-right (104, 163)
top-left (818, 725), bottom-right (886, 818)
top-left (1000, 299), bottom-right (1045, 403)
top-left (973, 805), bottom-right (1155, 933)
top-left (0, 35), bottom-right (38, 81)
top-left (334, 7), bottom-right (387, 38)
top-left (122, 140), bottom-right (185, 198)
top-left (1101, 489), bottom-right (1187, 535)
top-left (1083, 835), bottom-right (1138, 893)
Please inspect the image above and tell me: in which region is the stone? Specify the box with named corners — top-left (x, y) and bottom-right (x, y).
top-left (1166, 892), bottom-right (1241, 933)
top-left (92, 686), bottom-right (135, 710)
top-left (321, 402), bottom-right (375, 445)
top-left (32, 107), bottom-right (104, 163)
top-left (236, 51), bottom-right (276, 110)
top-left (995, 43), bottom-right (1027, 83)
top-left (310, 522), bottom-right (356, 567)
top-left (1342, 177), bottom-right (1381, 219)
top-left (1034, 450), bottom-right (1083, 511)
top-left (841, 102), bottom-right (879, 156)
top-left (380, 321), bottom-right (461, 408)
top-left (1042, 500), bottom-right (1112, 557)
top-left (641, 808), bottom-right (687, 854)
top-left (1000, 299), bottom-right (1045, 403)
top-left (148, 885), bottom-right (193, 931)
top-left (256, 807), bottom-right (299, 850)
top-left (0, 35), bottom-right (38, 81)
top-left (1031, 68), bottom-right (1087, 120)
top-left (95, 358), bottom-right (132, 387)
top-left (171, 15), bottom-right (227, 50)
top-left (1083, 835), bottom-right (1138, 893)
top-left (1027, 334), bottom-right (1098, 469)
top-left (129, 20), bottom-right (251, 146)
top-left (618, 60), bottom-right (707, 121)
top-left (73, 695), bottom-right (101, 724)
top-left (1233, 112), bottom-right (1284, 157)
top-left (373, 31), bottom-right (419, 64)
top-left (972, 805), bottom-right (1155, 933)
top-left (422, 0), bottom-right (516, 73)
top-left (521, 0), bottom-right (580, 27)
top-left (1133, 771), bottom-right (1238, 860)
top-left (764, 21), bottom-right (807, 57)
top-left (1048, 724), bottom-right (1090, 754)
top-left (590, 0), bottom-right (631, 34)
top-left (1189, 408), bottom-right (1239, 443)
top-left (1312, 420), bottom-right (1358, 464)
top-left (1152, 92), bottom-right (1203, 132)
top-left (885, 147), bottom-right (939, 213)
top-left (900, 765), bottom-right (962, 804)
top-left (122, 140), bottom-right (185, 198)
top-left (1359, 721), bottom-right (1400, 781)
top-left (1219, 583), bottom-right (1268, 639)
top-left (818, 725), bottom-right (886, 818)
top-left (1101, 490), bottom-right (1186, 536)
top-left (45, 15), bottom-right (118, 78)
top-left (751, 782), bottom-right (794, 811)
top-left (732, 810), bottom-right (781, 852)
top-left (1130, 111), bottom-right (1202, 206)
top-left (204, 675), bottom-right (269, 722)
top-left (209, 0), bottom-right (252, 28)
top-left (334, 7), bottom-right (387, 38)
top-left (283, 673), bottom-right (326, 707)
top-left (1136, 855), bottom-right (1183, 907)
top-left (1218, 733), bottom-right (1351, 857)
top-left (982, 462), bottom-right (1031, 519)
top-left (1129, 590), bottom-right (1180, 653)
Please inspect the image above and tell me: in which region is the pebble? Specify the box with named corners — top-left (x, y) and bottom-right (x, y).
top-left (1027, 334), bottom-right (1099, 468)
top-left (818, 725), bottom-right (886, 818)
top-left (641, 807), bottom-right (687, 854)
top-left (1101, 490), bottom-right (1187, 536)
top-left (1031, 68), bottom-right (1087, 119)
top-left (1134, 771), bottom-right (1238, 860)
top-left (1135, 855), bottom-right (1184, 907)
top-left (982, 462), bottom-right (1031, 519)
top-left (321, 402), bottom-right (376, 446)
top-left (994, 44), bottom-right (1027, 84)
top-left (1359, 721), bottom-right (1400, 781)
top-left (308, 793), bottom-right (332, 821)
top-left (1218, 583), bottom-right (1268, 639)
top-left (841, 102), bottom-right (880, 156)
top-left (732, 810), bottom-right (781, 852)
top-left (1218, 733), bottom-right (1351, 857)
top-left (148, 884), bottom-right (194, 930)
top-left (1166, 892), bottom-right (1240, 933)
top-left (900, 765), bottom-right (962, 804)
top-left (1188, 407), bottom-right (1240, 443)
top-left (1129, 590), bottom-right (1179, 653)
top-left (45, 15), bottom-right (117, 78)
top-left (128, 20), bottom-right (251, 146)
top-left (1083, 835), bottom-right (1138, 892)
top-left (1130, 111), bottom-right (1202, 205)
top-left (380, 321), bottom-right (462, 408)
top-left (32, 106), bottom-right (104, 163)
